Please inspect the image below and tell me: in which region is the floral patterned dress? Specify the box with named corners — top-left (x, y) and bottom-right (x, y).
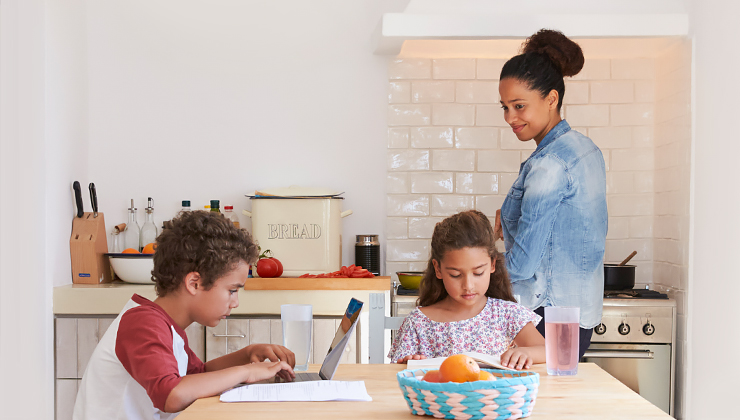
top-left (387, 297), bottom-right (541, 362)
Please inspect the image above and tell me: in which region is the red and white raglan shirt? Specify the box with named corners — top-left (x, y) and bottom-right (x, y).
top-left (73, 294), bottom-right (205, 420)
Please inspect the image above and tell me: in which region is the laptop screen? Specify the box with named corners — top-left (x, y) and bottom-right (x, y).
top-left (318, 297), bottom-right (363, 380)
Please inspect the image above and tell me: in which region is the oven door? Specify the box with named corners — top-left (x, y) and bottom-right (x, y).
top-left (583, 343), bottom-right (672, 415)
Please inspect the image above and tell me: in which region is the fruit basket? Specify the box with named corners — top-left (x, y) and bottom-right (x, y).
top-left (396, 368), bottom-right (539, 420)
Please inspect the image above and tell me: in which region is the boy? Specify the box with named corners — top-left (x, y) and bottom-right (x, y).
top-left (73, 211), bottom-right (295, 420)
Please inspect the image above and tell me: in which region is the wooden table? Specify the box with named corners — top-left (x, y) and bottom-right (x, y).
top-left (178, 363), bottom-right (672, 419)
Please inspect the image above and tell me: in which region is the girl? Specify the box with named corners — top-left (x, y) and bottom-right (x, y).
top-left (495, 29), bottom-right (608, 360)
top-left (388, 210), bottom-right (545, 370)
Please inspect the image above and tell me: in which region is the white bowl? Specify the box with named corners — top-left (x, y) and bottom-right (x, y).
top-left (107, 254), bottom-right (155, 284)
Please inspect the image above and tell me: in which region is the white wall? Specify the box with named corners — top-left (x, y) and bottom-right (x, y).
top-left (0, 1), bottom-right (54, 418)
top-left (688, 1), bottom-right (740, 419)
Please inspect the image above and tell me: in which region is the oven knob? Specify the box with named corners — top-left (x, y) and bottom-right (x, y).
top-left (643, 323), bottom-right (655, 336)
top-left (618, 322), bottom-right (630, 335)
top-left (594, 323), bottom-right (606, 335)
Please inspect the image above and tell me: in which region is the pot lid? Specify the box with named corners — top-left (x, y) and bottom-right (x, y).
top-left (246, 186), bottom-right (344, 198)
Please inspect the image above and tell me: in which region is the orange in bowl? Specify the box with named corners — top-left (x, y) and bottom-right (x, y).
top-left (122, 248), bottom-right (140, 254)
top-left (421, 370), bottom-right (444, 383)
top-left (439, 354), bottom-right (480, 383)
top-left (142, 243), bottom-right (157, 254)
top-left (478, 370), bottom-right (497, 381)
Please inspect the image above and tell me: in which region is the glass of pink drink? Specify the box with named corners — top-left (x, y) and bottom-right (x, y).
top-left (544, 306), bottom-right (580, 376)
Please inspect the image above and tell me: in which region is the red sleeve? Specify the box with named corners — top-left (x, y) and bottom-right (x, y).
top-left (115, 307), bottom-right (184, 412)
top-left (185, 339), bottom-right (205, 375)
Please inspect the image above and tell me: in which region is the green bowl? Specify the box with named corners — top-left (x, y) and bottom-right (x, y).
top-left (396, 271), bottom-right (423, 289)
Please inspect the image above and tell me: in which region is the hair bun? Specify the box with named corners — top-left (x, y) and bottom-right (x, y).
top-left (522, 29), bottom-right (584, 78)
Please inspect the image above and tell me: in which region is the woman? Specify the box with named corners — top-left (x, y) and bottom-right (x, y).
top-left (494, 29), bottom-right (608, 359)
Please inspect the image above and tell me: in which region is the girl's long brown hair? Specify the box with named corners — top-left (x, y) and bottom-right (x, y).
top-left (418, 210), bottom-right (515, 306)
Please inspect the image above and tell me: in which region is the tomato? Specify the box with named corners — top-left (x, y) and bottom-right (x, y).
top-left (256, 258), bottom-right (281, 277)
top-left (273, 258), bottom-right (283, 276)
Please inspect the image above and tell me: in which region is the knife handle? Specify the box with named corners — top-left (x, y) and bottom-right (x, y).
top-left (73, 181), bottom-right (84, 218)
top-left (89, 183), bottom-right (98, 216)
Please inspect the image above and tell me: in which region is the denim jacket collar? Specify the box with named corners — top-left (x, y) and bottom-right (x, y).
top-left (535, 119), bottom-right (571, 152)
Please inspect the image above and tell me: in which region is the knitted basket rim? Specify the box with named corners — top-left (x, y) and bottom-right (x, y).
top-left (397, 368), bottom-right (540, 392)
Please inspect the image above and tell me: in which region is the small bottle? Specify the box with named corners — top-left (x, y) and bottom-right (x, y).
top-left (203, 205), bottom-right (210, 211)
top-left (223, 206), bottom-right (239, 228)
top-left (140, 197), bottom-right (158, 251)
top-left (210, 200), bottom-right (221, 214)
top-left (123, 199), bottom-right (140, 251)
top-left (181, 200), bottom-right (191, 212)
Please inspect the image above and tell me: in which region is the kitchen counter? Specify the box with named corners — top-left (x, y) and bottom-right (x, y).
top-left (53, 276), bottom-right (391, 315)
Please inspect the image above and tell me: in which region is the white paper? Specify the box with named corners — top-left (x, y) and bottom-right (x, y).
top-left (220, 380), bottom-right (372, 403)
top-left (407, 352), bottom-right (514, 371)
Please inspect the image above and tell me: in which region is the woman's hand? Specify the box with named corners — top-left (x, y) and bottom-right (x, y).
top-left (243, 344), bottom-right (296, 367)
top-left (493, 209), bottom-right (503, 241)
top-left (396, 354), bottom-right (427, 364)
top-left (499, 348), bottom-right (535, 370)
top-left (242, 360), bottom-right (295, 383)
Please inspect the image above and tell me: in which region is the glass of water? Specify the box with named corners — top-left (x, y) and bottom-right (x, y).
top-left (281, 304), bottom-right (312, 371)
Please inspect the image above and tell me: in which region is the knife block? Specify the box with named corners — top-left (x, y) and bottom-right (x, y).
top-left (70, 212), bottom-right (112, 284)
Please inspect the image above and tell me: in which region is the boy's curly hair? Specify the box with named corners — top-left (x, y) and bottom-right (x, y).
top-left (152, 210), bottom-right (259, 297)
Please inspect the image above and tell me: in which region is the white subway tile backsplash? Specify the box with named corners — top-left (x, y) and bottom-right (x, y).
top-left (635, 81), bottom-right (656, 103)
top-left (389, 59), bottom-right (432, 80)
top-left (386, 217), bottom-right (408, 240)
top-left (388, 105), bottom-right (431, 126)
top-left (433, 59), bottom-right (476, 80)
top-left (433, 104), bottom-right (475, 126)
top-left (409, 261), bottom-right (429, 272)
top-left (386, 173), bottom-right (408, 194)
top-left (629, 216), bottom-right (654, 238)
top-left (571, 59), bottom-right (611, 81)
top-left (387, 262), bottom-right (411, 279)
top-left (432, 150), bottom-right (475, 171)
top-left (591, 81), bottom-right (635, 104)
top-left (611, 58), bottom-right (655, 80)
top-left (498, 173), bottom-right (518, 193)
top-left (455, 127), bottom-right (498, 149)
top-left (387, 195), bottom-right (430, 216)
top-left (410, 127), bottom-right (454, 149)
top-left (632, 126), bottom-right (654, 148)
top-left (412, 81), bottom-right (455, 103)
top-left (563, 82), bottom-right (589, 105)
top-left (655, 191), bottom-right (689, 216)
top-left (476, 59), bottom-right (506, 80)
top-left (611, 148), bottom-right (654, 171)
top-left (655, 238), bottom-right (685, 265)
top-left (431, 195), bottom-right (475, 216)
top-left (606, 172), bottom-right (634, 194)
top-left (478, 150), bottom-right (521, 173)
top-left (410, 172), bottom-right (454, 194)
top-left (456, 81), bottom-right (499, 104)
top-left (456, 173), bottom-right (498, 194)
top-left (409, 217), bottom-right (445, 239)
top-left (608, 194), bottom-right (654, 217)
top-left (606, 217), bottom-right (630, 239)
top-left (388, 128), bottom-right (410, 149)
top-left (476, 105), bottom-right (508, 127)
top-left (565, 104), bottom-right (610, 126)
top-left (589, 126), bottom-right (633, 149)
top-left (389, 82), bottom-right (411, 103)
top-left (634, 171), bottom-right (655, 194)
top-left (610, 103), bottom-right (654, 126)
top-left (476, 195), bottom-right (506, 216)
top-left (604, 239), bottom-right (653, 262)
top-left (500, 129), bottom-right (537, 151)
top-left (388, 150), bottom-right (430, 171)
top-left (387, 240), bottom-right (430, 261)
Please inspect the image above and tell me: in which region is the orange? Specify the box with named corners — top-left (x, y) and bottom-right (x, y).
top-left (421, 370), bottom-right (444, 383)
top-left (478, 370), bottom-right (497, 381)
top-left (439, 354), bottom-right (480, 383)
top-left (122, 248), bottom-right (140, 254)
top-left (142, 243), bottom-right (157, 254)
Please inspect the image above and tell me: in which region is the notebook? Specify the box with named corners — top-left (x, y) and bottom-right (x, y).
top-left (280, 297), bottom-right (364, 382)
top-left (407, 352), bottom-right (515, 371)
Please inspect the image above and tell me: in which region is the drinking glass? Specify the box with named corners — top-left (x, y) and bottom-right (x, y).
top-left (281, 304), bottom-right (312, 371)
top-left (544, 306), bottom-right (580, 376)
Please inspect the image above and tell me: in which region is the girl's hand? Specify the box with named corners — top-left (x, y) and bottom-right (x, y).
top-left (396, 354), bottom-right (427, 364)
top-left (242, 360), bottom-right (295, 383)
top-left (500, 348), bottom-right (534, 370)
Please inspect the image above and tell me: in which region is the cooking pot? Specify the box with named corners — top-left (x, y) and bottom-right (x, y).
top-left (603, 264), bottom-right (635, 290)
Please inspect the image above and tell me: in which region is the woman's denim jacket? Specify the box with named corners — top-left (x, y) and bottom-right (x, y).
top-left (501, 120), bottom-right (607, 329)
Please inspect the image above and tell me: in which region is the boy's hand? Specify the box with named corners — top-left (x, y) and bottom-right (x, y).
top-left (396, 354), bottom-right (427, 364)
top-left (499, 348), bottom-right (534, 370)
top-left (244, 344), bottom-right (296, 367)
top-left (243, 360), bottom-right (295, 383)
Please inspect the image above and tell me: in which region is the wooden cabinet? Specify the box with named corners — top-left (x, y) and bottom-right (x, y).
top-left (53, 316), bottom-right (204, 420)
top-left (204, 316), bottom-right (357, 364)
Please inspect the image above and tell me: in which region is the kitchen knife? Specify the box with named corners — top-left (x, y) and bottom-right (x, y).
top-left (72, 181), bottom-right (84, 218)
top-left (89, 183), bottom-right (98, 218)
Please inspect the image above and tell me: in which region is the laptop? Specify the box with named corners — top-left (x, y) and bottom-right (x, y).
top-left (281, 297), bottom-right (363, 382)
